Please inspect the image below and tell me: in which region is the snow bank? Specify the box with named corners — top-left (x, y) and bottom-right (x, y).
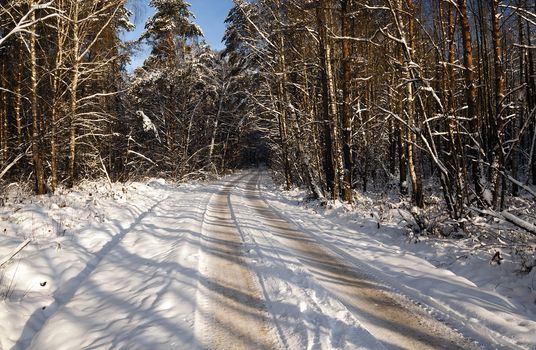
top-left (0, 179), bottom-right (176, 349)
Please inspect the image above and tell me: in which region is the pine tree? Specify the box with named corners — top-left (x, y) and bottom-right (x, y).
top-left (142, 0), bottom-right (202, 66)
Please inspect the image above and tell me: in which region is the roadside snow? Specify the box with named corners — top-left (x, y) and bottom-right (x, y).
top-left (0, 179), bottom-right (195, 349)
top-left (259, 173), bottom-right (536, 349)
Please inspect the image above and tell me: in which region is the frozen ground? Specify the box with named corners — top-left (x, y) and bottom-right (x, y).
top-left (0, 171), bottom-right (535, 349)
top-left (260, 173), bottom-right (536, 349)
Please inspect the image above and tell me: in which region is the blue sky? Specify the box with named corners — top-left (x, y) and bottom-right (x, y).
top-left (125, 0), bottom-right (234, 70)
top-left (190, 0), bottom-right (235, 50)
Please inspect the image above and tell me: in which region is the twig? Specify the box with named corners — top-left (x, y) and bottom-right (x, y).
top-left (0, 152), bottom-right (27, 181)
top-left (98, 154), bottom-right (113, 191)
top-left (0, 239), bottom-right (31, 268)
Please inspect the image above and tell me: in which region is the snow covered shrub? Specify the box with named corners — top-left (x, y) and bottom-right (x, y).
top-left (401, 203), bottom-right (465, 239)
top-left (514, 247), bottom-right (536, 275)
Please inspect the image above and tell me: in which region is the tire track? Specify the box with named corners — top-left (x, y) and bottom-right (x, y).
top-left (230, 173), bottom-right (385, 349)
top-left (256, 172), bottom-right (528, 350)
top-left (246, 172), bottom-right (479, 350)
top-left (194, 175), bottom-right (276, 350)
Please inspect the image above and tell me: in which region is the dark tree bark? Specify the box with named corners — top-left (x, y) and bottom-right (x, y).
top-left (458, 0), bottom-right (482, 202)
top-left (340, 0), bottom-right (353, 203)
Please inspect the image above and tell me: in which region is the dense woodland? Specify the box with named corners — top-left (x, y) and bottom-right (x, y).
top-left (0, 0), bottom-right (535, 231)
top-left (0, 0), bottom-right (246, 192)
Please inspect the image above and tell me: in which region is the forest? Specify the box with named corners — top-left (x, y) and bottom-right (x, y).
top-left (0, 0), bottom-right (535, 234)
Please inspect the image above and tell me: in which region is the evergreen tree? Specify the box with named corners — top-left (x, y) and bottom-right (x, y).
top-left (142, 0), bottom-right (202, 65)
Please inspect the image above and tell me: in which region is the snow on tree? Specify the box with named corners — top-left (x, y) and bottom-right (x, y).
top-left (136, 111), bottom-right (161, 142)
top-left (141, 0), bottom-right (202, 65)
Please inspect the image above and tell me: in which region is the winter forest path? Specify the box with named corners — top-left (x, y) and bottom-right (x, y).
top-left (20, 171), bottom-right (483, 349)
top-left (240, 173), bottom-right (478, 350)
top-left (194, 176), bottom-right (277, 349)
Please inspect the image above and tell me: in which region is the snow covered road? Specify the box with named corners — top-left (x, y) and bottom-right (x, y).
top-left (238, 174), bottom-right (475, 350)
top-left (2, 171), bottom-right (535, 349)
top-left (15, 174), bottom-right (277, 350)
top-left (194, 176), bottom-right (275, 349)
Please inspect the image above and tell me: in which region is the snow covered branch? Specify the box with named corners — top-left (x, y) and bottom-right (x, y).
top-left (0, 2), bottom-right (59, 48)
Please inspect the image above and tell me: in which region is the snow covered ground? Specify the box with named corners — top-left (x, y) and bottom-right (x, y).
top-left (0, 178), bottom-right (187, 349)
top-left (0, 170), bottom-right (535, 349)
top-left (258, 173), bottom-right (536, 349)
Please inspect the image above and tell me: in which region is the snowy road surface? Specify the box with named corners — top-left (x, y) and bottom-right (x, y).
top-left (3, 171), bottom-right (535, 349)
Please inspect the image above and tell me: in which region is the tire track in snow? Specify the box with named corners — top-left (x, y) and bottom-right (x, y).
top-left (194, 174), bottom-right (277, 350)
top-left (23, 185), bottom-right (220, 350)
top-left (257, 173), bottom-right (528, 350)
top-left (230, 173), bottom-right (385, 349)
top-left (248, 172), bottom-right (479, 350)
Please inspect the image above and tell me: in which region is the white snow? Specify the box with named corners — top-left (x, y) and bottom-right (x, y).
top-left (258, 173), bottom-right (536, 349)
top-left (136, 110), bottom-right (160, 142)
top-left (0, 179), bottom-right (196, 349)
top-left (0, 171), bottom-right (535, 349)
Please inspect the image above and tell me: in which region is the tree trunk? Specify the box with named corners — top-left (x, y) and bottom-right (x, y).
top-left (398, 107), bottom-right (408, 195)
top-left (458, 0), bottom-right (482, 201)
top-left (489, 0), bottom-right (506, 208)
top-left (0, 61), bottom-right (7, 166)
top-left (525, 1), bottom-right (536, 185)
top-left (303, 60), bottom-right (326, 197)
top-left (404, 0), bottom-right (423, 208)
top-left (68, 0), bottom-right (80, 187)
top-left (50, 2), bottom-right (65, 191)
top-left (14, 47), bottom-right (23, 143)
top-left (208, 82), bottom-right (227, 171)
top-left (316, 1), bottom-right (335, 198)
top-left (275, 7), bottom-right (292, 190)
top-left (317, 0), bottom-right (343, 200)
top-left (30, 6), bottom-right (46, 194)
top-left (445, 2), bottom-right (466, 218)
top-left (340, 0), bottom-right (353, 203)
